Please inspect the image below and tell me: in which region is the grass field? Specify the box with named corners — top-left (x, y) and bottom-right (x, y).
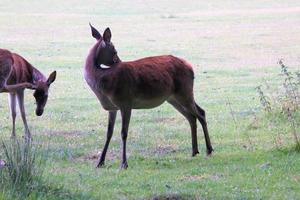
top-left (0, 0), bottom-right (300, 199)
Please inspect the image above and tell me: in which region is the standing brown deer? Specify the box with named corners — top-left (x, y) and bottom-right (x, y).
top-left (0, 48), bottom-right (56, 140)
top-left (84, 24), bottom-right (213, 169)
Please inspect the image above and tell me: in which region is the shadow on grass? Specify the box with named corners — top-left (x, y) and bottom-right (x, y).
top-left (29, 181), bottom-right (96, 200)
top-left (1, 180), bottom-right (96, 200)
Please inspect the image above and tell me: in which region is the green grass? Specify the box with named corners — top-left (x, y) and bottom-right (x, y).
top-left (0, 0), bottom-right (300, 199)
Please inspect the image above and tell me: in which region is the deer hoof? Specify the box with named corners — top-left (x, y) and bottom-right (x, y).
top-left (206, 148), bottom-right (214, 156)
top-left (24, 136), bottom-right (32, 143)
top-left (121, 162), bottom-right (128, 169)
top-left (192, 150), bottom-right (199, 157)
top-left (96, 161), bottom-right (105, 168)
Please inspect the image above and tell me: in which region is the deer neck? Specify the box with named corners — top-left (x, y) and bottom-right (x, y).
top-left (85, 43), bottom-right (98, 70)
top-left (31, 67), bottom-right (46, 83)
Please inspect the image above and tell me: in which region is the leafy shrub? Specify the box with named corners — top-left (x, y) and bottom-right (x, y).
top-left (256, 60), bottom-right (300, 150)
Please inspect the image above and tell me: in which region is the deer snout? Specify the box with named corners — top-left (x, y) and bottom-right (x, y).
top-left (36, 108), bottom-right (44, 116)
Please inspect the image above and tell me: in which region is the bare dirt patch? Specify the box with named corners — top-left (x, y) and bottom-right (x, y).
top-left (152, 145), bottom-right (178, 156)
top-left (180, 174), bottom-right (223, 182)
top-left (139, 144), bottom-right (182, 158)
top-left (77, 151), bottom-right (119, 161)
top-left (42, 130), bottom-right (86, 139)
top-left (147, 194), bottom-right (197, 200)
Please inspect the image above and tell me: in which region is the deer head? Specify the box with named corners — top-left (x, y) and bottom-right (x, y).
top-left (89, 23), bottom-right (120, 68)
top-left (33, 71), bottom-right (56, 116)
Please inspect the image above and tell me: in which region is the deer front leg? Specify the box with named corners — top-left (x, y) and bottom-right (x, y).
top-left (97, 111), bottom-right (117, 168)
top-left (1, 83), bottom-right (36, 93)
top-left (120, 108), bottom-right (131, 169)
top-left (16, 90), bottom-right (31, 140)
top-left (9, 93), bottom-right (17, 138)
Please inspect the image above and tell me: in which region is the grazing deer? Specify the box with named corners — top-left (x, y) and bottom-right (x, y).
top-left (0, 48), bottom-right (56, 140)
top-left (84, 24), bottom-right (213, 169)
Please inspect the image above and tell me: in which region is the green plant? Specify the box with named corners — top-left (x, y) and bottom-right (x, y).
top-left (279, 60), bottom-right (300, 112)
top-left (287, 108), bottom-right (300, 152)
top-left (256, 61), bottom-right (300, 150)
top-left (256, 85), bottom-right (272, 112)
top-left (0, 140), bottom-right (46, 198)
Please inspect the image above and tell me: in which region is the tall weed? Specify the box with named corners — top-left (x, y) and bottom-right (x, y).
top-left (0, 140), bottom-right (46, 199)
top-left (256, 61), bottom-right (300, 151)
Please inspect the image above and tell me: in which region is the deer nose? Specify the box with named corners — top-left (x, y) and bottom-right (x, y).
top-left (36, 109), bottom-right (44, 116)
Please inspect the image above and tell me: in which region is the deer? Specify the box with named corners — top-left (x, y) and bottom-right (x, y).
top-left (0, 48), bottom-right (56, 140)
top-left (84, 24), bottom-right (213, 169)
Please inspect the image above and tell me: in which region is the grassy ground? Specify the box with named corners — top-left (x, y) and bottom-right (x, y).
top-left (0, 0), bottom-right (300, 199)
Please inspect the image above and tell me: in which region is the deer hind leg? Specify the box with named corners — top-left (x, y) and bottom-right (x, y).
top-left (9, 93), bottom-right (17, 138)
top-left (0, 58), bottom-right (12, 93)
top-left (0, 58), bottom-right (33, 93)
top-left (195, 103), bottom-right (213, 155)
top-left (97, 111), bottom-right (117, 168)
top-left (168, 98), bottom-right (199, 156)
top-left (173, 94), bottom-right (213, 155)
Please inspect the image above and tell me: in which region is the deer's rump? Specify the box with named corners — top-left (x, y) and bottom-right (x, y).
top-left (0, 50), bottom-right (33, 86)
top-left (0, 49), bottom-right (13, 87)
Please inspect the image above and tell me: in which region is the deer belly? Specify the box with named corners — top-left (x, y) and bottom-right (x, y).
top-left (132, 96), bottom-right (168, 109)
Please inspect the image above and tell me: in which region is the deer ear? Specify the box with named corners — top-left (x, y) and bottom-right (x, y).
top-left (47, 71), bottom-right (56, 86)
top-left (103, 27), bottom-right (111, 42)
top-left (89, 23), bottom-right (102, 40)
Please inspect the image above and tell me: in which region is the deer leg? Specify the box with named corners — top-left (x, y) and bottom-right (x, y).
top-left (0, 77), bottom-right (6, 93)
top-left (120, 108), bottom-right (131, 169)
top-left (167, 99), bottom-right (199, 156)
top-left (16, 90), bottom-right (31, 140)
top-left (0, 79), bottom-right (36, 93)
top-left (180, 100), bottom-right (213, 155)
top-left (0, 57), bottom-right (35, 93)
top-left (195, 103), bottom-right (213, 155)
top-left (2, 83), bottom-right (35, 93)
top-left (173, 94), bottom-right (213, 156)
top-left (9, 93), bottom-right (17, 138)
top-left (0, 62), bottom-right (11, 93)
top-left (97, 111), bottom-right (117, 168)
